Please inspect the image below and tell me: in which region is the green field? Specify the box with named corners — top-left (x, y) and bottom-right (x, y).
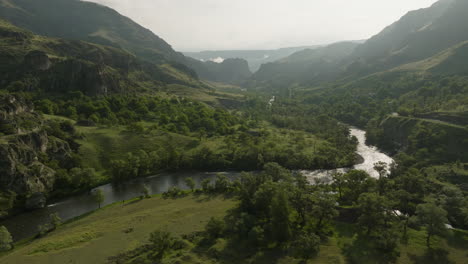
top-left (0, 195), bottom-right (236, 264)
top-left (1, 194), bottom-right (467, 264)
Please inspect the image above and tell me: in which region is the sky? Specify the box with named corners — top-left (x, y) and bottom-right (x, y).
top-left (86, 0), bottom-right (439, 52)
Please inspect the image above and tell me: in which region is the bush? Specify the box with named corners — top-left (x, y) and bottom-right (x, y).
top-left (163, 186), bottom-right (183, 199)
top-left (148, 230), bottom-right (176, 261)
top-left (205, 217), bottom-right (225, 240)
top-left (290, 232), bottom-right (321, 259)
top-left (0, 226), bottom-right (13, 251)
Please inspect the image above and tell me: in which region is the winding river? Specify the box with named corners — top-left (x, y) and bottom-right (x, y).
top-left (301, 128), bottom-right (394, 184)
top-left (0, 127), bottom-right (393, 241)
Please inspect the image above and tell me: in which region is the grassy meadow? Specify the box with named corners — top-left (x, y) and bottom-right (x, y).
top-left (0, 194), bottom-right (467, 264)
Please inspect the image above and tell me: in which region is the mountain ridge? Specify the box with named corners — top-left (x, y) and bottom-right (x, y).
top-left (0, 0), bottom-right (252, 84)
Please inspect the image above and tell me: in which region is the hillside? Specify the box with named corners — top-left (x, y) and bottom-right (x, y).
top-left (0, 0), bottom-right (251, 84)
top-left (0, 19), bottom-right (205, 95)
top-left (247, 0), bottom-right (468, 92)
top-left (249, 42), bottom-right (360, 90)
top-left (349, 0), bottom-right (468, 74)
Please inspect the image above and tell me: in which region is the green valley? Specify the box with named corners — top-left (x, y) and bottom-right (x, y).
top-left (0, 0), bottom-right (467, 263)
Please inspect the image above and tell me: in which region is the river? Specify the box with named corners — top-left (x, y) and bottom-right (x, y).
top-left (300, 128), bottom-right (394, 183)
top-left (0, 127), bottom-right (393, 241)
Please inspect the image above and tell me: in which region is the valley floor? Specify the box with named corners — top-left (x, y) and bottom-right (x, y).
top-left (0, 195), bottom-right (235, 264)
top-left (1, 194), bottom-right (467, 264)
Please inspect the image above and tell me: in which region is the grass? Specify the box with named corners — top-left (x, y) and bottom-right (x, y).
top-left (0, 195), bottom-right (236, 264)
top-left (75, 125), bottom-right (197, 172)
top-left (333, 222), bottom-right (468, 264)
top-left (74, 119), bottom-right (330, 175)
top-left (1, 193), bottom-right (467, 264)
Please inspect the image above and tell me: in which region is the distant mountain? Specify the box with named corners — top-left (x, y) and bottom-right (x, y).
top-left (184, 46), bottom-right (322, 72)
top-left (248, 0), bottom-right (468, 92)
top-left (0, 0), bottom-right (250, 84)
top-left (249, 42), bottom-right (360, 90)
top-left (191, 58), bottom-right (252, 85)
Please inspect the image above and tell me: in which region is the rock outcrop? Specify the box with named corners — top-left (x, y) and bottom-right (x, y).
top-left (0, 95), bottom-right (72, 215)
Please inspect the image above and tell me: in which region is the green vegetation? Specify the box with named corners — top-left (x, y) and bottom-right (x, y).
top-left (92, 190), bottom-right (105, 209)
top-left (0, 0), bottom-right (468, 263)
top-left (0, 195), bottom-right (236, 264)
top-left (3, 164), bottom-right (466, 263)
top-left (0, 0), bottom-right (252, 84)
top-left (0, 226), bottom-right (13, 252)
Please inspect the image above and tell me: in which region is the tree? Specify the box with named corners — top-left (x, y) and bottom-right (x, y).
top-left (92, 189), bottom-right (105, 209)
top-left (264, 162), bottom-right (291, 182)
top-left (394, 189), bottom-right (415, 238)
top-left (70, 167), bottom-right (96, 189)
top-left (373, 162), bottom-right (388, 179)
top-left (141, 184), bottom-right (151, 199)
top-left (270, 190), bottom-right (292, 244)
top-left (0, 226), bottom-right (13, 251)
top-left (148, 230), bottom-right (175, 261)
top-left (440, 186), bottom-right (467, 228)
top-left (214, 173), bottom-right (231, 193)
top-left (50, 213), bottom-right (62, 230)
top-left (205, 217), bottom-right (225, 240)
top-left (311, 191), bottom-right (339, 231)
top-left (374, 162), bottom-right (388, 195)
top-left (332, 172), bottom-right (345, 201)
top-left (184, 177), bottom-right (196, 192)
top-left (38, 224), bottom-right (50, 237)
top-left (291, 232), bottom-right (321, 260)
top-left (343, 170), bottom-right (375, 204)
top-left (356, 193), bottom-right (390, 236)
top-left (248, 226), bottom-right (265, 247)
top-left (201, 178), bottom-right (212, 193)
top-left (415, 202), bottom-right (448, 248)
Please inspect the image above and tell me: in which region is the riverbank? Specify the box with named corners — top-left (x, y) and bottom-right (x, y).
top-left (0, 127), bottom-right (393, 242)
top-left (0, 194), bottom-right (236, 264)
top-left (2, 193), bottom-right (467, 264)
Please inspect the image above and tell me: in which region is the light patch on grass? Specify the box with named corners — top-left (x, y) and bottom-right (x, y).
top-left (27, 232), bottom-right (101, 255)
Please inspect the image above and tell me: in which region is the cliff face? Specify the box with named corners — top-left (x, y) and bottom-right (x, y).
top-left (0, 95), bottom-right (72, 217)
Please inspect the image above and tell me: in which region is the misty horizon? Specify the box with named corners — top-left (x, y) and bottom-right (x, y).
top-left (86, 0), bottom-right (438, 51)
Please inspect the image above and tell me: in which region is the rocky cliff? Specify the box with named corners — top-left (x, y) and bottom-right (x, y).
top-left (0, 94), bottom-right (72, 218)
top-left (0, 19), bottom-right (205, 96)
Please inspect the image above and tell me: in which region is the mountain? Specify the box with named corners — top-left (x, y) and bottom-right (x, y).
top-left (0, 0), bottom-right (183, 64)
top-left (191, 58), bottom-right (252, 85)
top-left (394, 40), bottom-right (468, 75)
top-left (349, 0), bottom-right (468, 74)
top-left (183, 57), bottom-right (252, 85)
top-left (0, 0), bottom-right (251, 84)
top-left (249, 41), bottom-right (360, 90)
top-left (248, 0), bottom-right (468, 92)
top-left (184, 46), bottom-right (322, 72)
top-left (0, 19), bottom-right (203, 95)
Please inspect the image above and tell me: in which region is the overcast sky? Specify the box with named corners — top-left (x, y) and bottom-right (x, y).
top-left (86, 0), bottom-right (439, 51)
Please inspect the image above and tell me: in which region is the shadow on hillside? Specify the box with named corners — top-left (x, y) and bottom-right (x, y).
top-left (446, 230), bottom-right (468, 250)
top-left (407, 248), bottom-right (455, 264)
